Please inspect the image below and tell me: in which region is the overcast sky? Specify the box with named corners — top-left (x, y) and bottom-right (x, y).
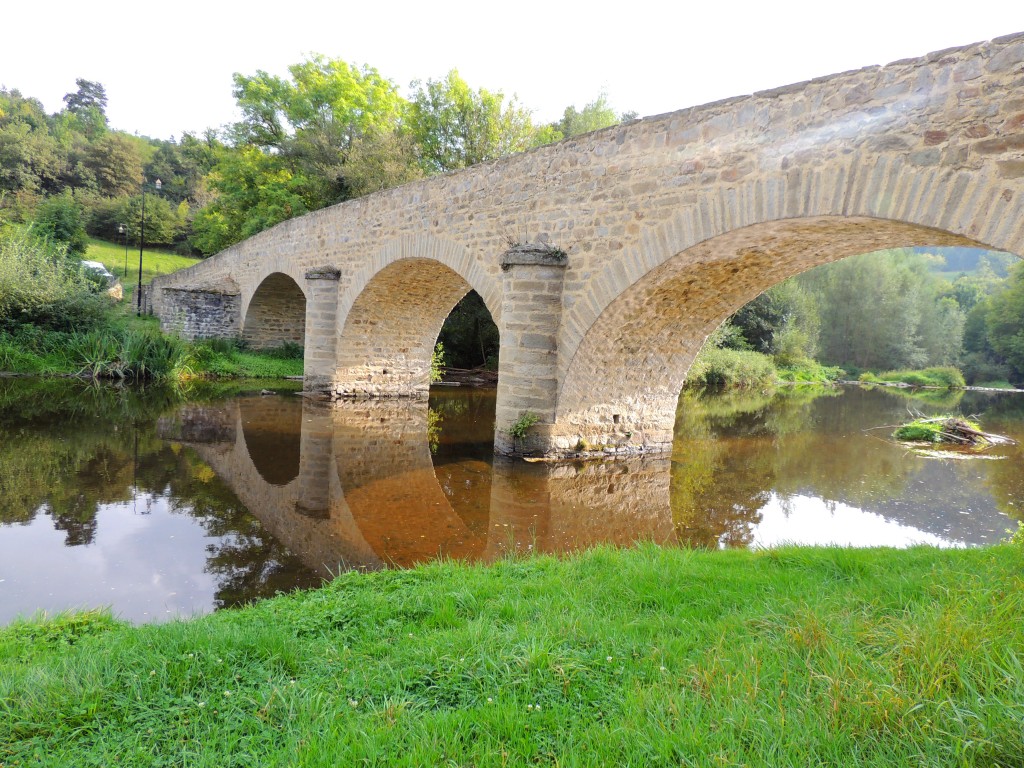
top-left (2, 1), bottom-right (1021, 140)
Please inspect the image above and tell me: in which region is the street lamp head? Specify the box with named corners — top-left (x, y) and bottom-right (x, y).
top-left (154, 179), bottom-right (162, 190)
top-left (118, 224), bottom-right (124, 234)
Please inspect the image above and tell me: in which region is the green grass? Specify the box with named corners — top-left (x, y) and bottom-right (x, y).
top-left (1, 320), bottom-right (304, 380)
top-left (189, 342), bottom-right (304, 378)
top-left (859, 366), bottom-right (966, 389)
top-left (85, 237), bottom-right (201, 296)
top-left (2, 544), bottom-right (1022, 766)
top-left (777, 360), bottom-right (845, 383)
top-left (685, 347), bottom-right (777, 391)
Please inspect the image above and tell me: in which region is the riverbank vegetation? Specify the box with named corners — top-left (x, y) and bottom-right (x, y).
top-left (0, 229), bottom-right (301, 380)
top-left (1, 543), bottom-right (1022, 765)
top-left (683, 248), bottom-right (1024, 393)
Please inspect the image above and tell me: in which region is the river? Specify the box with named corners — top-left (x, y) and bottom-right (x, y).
top-left (0, 379), bottom-right (1021, 623)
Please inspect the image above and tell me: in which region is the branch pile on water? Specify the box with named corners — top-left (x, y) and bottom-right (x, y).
top-left (893, 416), bottom-right (1017, 447)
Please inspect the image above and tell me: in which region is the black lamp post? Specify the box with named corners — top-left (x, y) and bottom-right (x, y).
top-left (136, 178), bottom-right (162, 316)
top-left (117, 223), bottom-right (129, 279)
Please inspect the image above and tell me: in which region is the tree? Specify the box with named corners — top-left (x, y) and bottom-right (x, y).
top-left (409, 70), bottom-right (535, 173)
top-left (190, 147), bottom-right (308, 255)
top-left (556, 92), bottom-right (634, 138)
top-left (985, 261), bottom-right (1024, 382)
top-left (81, 134), bottom-right (144, 197)
top-left (117, 194), bottom-right (187, 247)
top-left (33, 192), bottom-right (88, 254)
top-left (230, 55), bottom-right (408, 207)
top-left (728, 280), bottom-right (818, 361)
top-left (62, 79), bottom-right (108, 137)
top-left (62, 79), bottom-right (108, 116)
top-left (795, 249), bottom-right (963, 372)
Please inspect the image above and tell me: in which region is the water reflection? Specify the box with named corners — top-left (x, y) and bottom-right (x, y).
top-left (671, 386), bottom-right (1024, 548)
top-left (0, 379), bottom-right (1021, 624)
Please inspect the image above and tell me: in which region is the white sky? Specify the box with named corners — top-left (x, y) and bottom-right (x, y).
top-left (2, 1), bottom-right (1022, 140)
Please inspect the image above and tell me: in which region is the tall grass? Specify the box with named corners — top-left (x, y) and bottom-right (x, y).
top-left (859, 366), bottom-right (966, 389)
top-left (0, 229), bottom-right (108, 332)
top-left (685, 346), bottom-right (777, 390)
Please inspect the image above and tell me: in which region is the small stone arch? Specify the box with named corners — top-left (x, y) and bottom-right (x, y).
top-left (333, 250), bottom-right (500, 398)
top-left (242, 272), bottom-right (307, 350)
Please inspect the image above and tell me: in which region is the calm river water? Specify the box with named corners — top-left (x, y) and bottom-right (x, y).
top-left (1, 379), bottom-right (1021, 623)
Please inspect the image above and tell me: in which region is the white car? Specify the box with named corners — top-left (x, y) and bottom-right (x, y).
top-left (81, 260), bottom-right (117, 283)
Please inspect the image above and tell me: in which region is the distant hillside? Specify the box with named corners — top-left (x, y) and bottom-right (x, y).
top-left (914, 247), bottom-right (1016, 278)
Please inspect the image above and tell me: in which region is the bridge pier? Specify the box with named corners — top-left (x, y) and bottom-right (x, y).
top-left (302, 267), bottom-right (341, 393)
top-left (494, 244), bottom-right (567, 456)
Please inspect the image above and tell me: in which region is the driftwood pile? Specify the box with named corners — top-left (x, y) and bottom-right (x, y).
top-left (905, 416), bottom-right (1017, 447)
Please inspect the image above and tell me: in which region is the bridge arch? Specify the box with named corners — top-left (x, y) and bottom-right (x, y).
top-left (241, 271), bottom-right (307, 350)
top-left (554, 207), bottom-right (1019, 453)
top-left (333, 237), bottom-right (501, 397)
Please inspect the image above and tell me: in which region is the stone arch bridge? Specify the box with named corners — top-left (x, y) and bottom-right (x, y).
top-left (151, 33), bottom-right (1024, 456)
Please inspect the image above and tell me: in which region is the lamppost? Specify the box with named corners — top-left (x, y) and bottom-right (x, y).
top-left (117, 223), bottom-right (129, 279)
top-left (137, 178), bottom-right (162, 316)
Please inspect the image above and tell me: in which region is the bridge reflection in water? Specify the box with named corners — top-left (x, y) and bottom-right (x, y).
top-left (167, 392), bottom-right (677, 578)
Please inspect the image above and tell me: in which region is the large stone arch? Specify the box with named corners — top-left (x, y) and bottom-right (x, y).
top-left (554, 212), bottom-right (1018, 453)
top-left (241, 272), bottom-right (307, 350)
top-left (333, 239), bottom-right (501, 397)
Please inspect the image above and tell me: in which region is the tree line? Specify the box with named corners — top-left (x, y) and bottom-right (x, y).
top-left (710, 248), bottom-right (1024, 387)
top-left (0, 66), bottom-right (634, 256)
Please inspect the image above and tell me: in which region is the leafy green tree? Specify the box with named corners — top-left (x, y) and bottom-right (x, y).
top-left (557, 93), bottom-right (635, 138)
top-left (0, 89), bottom-right (64, 200)
top-left (342, 126), bottom-right (422, 197)
top-left (33, 192), bottom-right (88, 254)
top-left (80, 134), bottom-right (144, 198)
top-left (231, 55), bottom-right (408, 207)
top-left (61, 79), bottom-right (108, 137)
top-left (191, 147), bottom-right (308, 255)
top-left (409, 70), bottom-right (535, 173)
top-left (117, 193), bottom-right (187, 247)
top-left (985, 261), bottom-right (1024, 382)
top-left (796, 249), bottom-right (963, 372)
top-left (728, 281), bottom-right (818, 361)
top-left (0, 122), bottom-right (63, 196)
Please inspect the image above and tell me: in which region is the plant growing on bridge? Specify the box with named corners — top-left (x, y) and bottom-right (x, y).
top-left (430, 342), bottom-right (446, 383)
top-left (507, 410), bottom-right (539, 442)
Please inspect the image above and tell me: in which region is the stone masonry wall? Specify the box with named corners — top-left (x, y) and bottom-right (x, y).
top-left (157, 288), bottom-right (240, 340)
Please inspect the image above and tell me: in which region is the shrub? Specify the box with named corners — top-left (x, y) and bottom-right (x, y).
top-left (862, 366), bottom-right (966, 389)
top-left (685, 347), bottom-right (777, 391)
top-left (33, 193), bottom-right (88, 255)
top-left (0, 229), bottom-right (107, 332)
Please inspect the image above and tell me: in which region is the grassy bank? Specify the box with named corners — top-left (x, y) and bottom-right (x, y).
top-left (85, 237), bottom-right (201, 298)
top-left (2, 544), bottom-right (1022, 766)
top-left (0, 320), bottom-right (303, 380)
top-left (859, 366), bottom-right (967, 389)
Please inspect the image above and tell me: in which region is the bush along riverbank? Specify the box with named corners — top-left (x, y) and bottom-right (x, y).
top-left (0, 321), bottom-right (304, 381)
top-left (1, 228), bottom-right (303, 381)
top-left (2, 543), bottom-right (1023, 766)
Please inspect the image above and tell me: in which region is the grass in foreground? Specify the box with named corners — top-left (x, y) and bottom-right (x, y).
top-left (2, 544), bottom-right (1022, 766)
